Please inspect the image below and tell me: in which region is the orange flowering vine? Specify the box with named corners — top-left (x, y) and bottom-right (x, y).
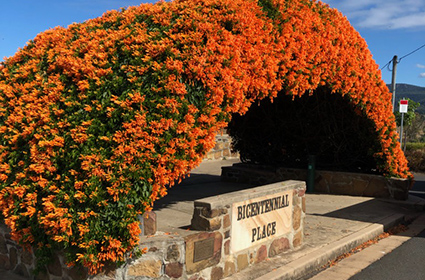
top-left (0, 0), bottom-right (410, 275)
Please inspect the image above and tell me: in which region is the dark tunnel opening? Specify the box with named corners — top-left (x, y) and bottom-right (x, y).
top-left (227, 87), bottom-right (382, 174)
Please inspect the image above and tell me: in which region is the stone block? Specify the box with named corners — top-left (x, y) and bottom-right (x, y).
top-left (328, 181), bottom-right (356, 196)
top-left (224, 261), bottom-right (236, 277)
top-left (214, 151), bottom-right (223, 159)
top-left (139, 234), bottom-right (185, 262)
top-left (21, 249), bottom-right (33, 265)
top-left (224, 240), bottom-right (230, 255)
top-left (363, 178), bottom-right (389, 197)
top-left (223, 215), bottom-right (231, 229)
top-left (14, 263), bottom-right (29, 278)
top-left (90, 265), bottom-right (116, 280)
top-left (149, 246), bottom-right (158, 252)
top-left (185, 232), bottom-right (222, 274)
top-left (255, 245), bottom-right (267, 263)
top-left (211, 266), bottom-right (224, 280)
top-left (230, 151), bottom-right (239, 158)
top-left (237, 254), bottom-right (249, 271)
top-left (4, 233), bottom-right (12, 241)
top-left (293, 230), bottom-right (303, 248)
top-left (200, 207), bottom-right (227, 219)
top-left (188, 274), bottom-right (201, 280)
top-left (302, 197), bottom-right (306, 213)
top-left (34, 270), bottom-right (50, 280)
top-left (393, 189), bottom-right (408, 200)
top-left (191, 214), bottom-right (222, 231)
top-left (249, 252), bottom-right (254, 265)
top-left (352, 178), bottom-right (369, 193)
top-left (292, 192), bottom-right (300, 206)
top-left (47, 253), bottom-right (63, 277)
top-left (141, 211), bottom-right (157, 236)
top-left (297, 188), bottom-right (306, 197)
top-left (293, 205), bottom-right (302, 231)
top-left (214, 142), bottom-right (225, 150)
top-left (66, 265), bottom-right (88, 280)
top-left (223, 149), bottom-right (231, 157)
top-left (166, 244), bottom-right (181, 262)
top-left (127, 259), bottom-right (162, 278)
top-left (190, 213), bottom-right (209, 231)
top-left (9, 247), bottom-right (17, 269)
top-left (269, 237), bottom-right (289, 257)
top-left (388, 178), bottom-right (411, 200)
top-left (194, 180), bottom-right (303, 212)
top-left (0, 235), bottom-right (7, 254)
top-left (165, 262), bottom-right (183, 278)
top-left (206, 152), bottom-right (215, 160)
top-left (0, 253), bottom-right (11, 270)
top-left (314, 173), bottom-right (331, 193)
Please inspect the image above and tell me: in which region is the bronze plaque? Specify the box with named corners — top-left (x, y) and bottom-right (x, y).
top-left (193, 237), bottom-right (214, 262)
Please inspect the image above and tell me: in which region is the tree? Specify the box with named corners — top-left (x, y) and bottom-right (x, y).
top-left (405, 113), bottom-right (425, 143)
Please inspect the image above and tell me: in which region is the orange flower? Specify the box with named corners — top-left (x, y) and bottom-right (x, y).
top-left (0, 0), bottom-right (411, 275)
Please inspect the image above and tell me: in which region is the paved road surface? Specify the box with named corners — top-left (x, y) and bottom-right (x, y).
top-left (347, 173), bottom-right (425, 280)
top-left (348, 228), bottom-right (425, 280)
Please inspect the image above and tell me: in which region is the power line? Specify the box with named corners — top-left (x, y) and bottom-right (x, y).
top-left (380, 60), bottom-right (392, 71)
top-left (398, 43), bottom-right (425, 62)
top-left (381, 43), bottom-right (425, 70)
top-left (382, 43), bottom-right (425, 113)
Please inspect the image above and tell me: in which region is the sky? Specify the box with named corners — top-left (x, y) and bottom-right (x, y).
top-left (1, 0), bottom-right (424, 87)
top-left (326, 0), bottom-right (425, 87)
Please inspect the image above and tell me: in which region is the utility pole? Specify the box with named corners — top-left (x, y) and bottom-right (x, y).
top-left (391, 55), bottom-right (398, 112)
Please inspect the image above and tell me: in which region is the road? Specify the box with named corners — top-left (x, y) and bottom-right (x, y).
top-left (348, 173), bottom-right (425, 280)
top-left (348, 228), bottom-right (425, 280)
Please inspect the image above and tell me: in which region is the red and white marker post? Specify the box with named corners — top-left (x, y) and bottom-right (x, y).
top-left (399, 99), bottom-right (408, 148)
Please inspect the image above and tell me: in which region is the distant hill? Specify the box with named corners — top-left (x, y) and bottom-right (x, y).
top-left (386, 83), bottom-right (425, 114)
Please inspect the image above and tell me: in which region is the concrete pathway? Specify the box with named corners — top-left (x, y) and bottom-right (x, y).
top-left (153, 159), bottom-right (425, 280)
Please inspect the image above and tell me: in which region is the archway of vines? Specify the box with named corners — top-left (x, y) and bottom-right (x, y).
top-left (228, 87), bottom-right (381, 174)
top-left (0, 0), bottom-right (411, 274)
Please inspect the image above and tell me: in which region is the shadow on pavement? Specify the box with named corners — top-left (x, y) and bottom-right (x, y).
top-left (309, 197), bottom-right (409, 224)
top-left (154, 173), bottom-right (254, 210)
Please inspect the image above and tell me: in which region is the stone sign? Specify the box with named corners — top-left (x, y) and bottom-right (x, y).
top-left (189, 180), bottom-right (305, 278)
top-left (230, 190), bottom-right (293, 253)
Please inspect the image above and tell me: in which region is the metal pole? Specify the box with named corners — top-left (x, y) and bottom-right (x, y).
top-left (391, 55), bottom-right (398, 112)
top-left (400, 112), bottom-right (404, 149)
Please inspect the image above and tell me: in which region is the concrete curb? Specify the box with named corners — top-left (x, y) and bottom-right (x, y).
top-left (255, 213), bottom-right (405, 280)
top-left (378, 196), bottom-right (425, 211)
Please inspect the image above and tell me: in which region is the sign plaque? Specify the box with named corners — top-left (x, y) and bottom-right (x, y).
top-left (193, 237), bottom-right (215, 262)
top-left (399, 99), bottom-right (408, 113)
top-left (231, 190), bottom-right (293, 253)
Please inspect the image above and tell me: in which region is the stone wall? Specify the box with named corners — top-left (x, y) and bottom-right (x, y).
top-left (221, 163), bottom-right (412, 200)
top-left (0, 223), bottom-right (35, 279)
top-left (205, 132), bottom-right (238, 161)
top-left (126, 233), bottom-right (186, 279)
top-left (0, 212), bottom-right (156, 280)
top-left (0, 222), bottom-right (89, 280)
top-left (0, 181), bottom-right (306, 280)
top-left (124, 180), bottom-right (306, 280)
